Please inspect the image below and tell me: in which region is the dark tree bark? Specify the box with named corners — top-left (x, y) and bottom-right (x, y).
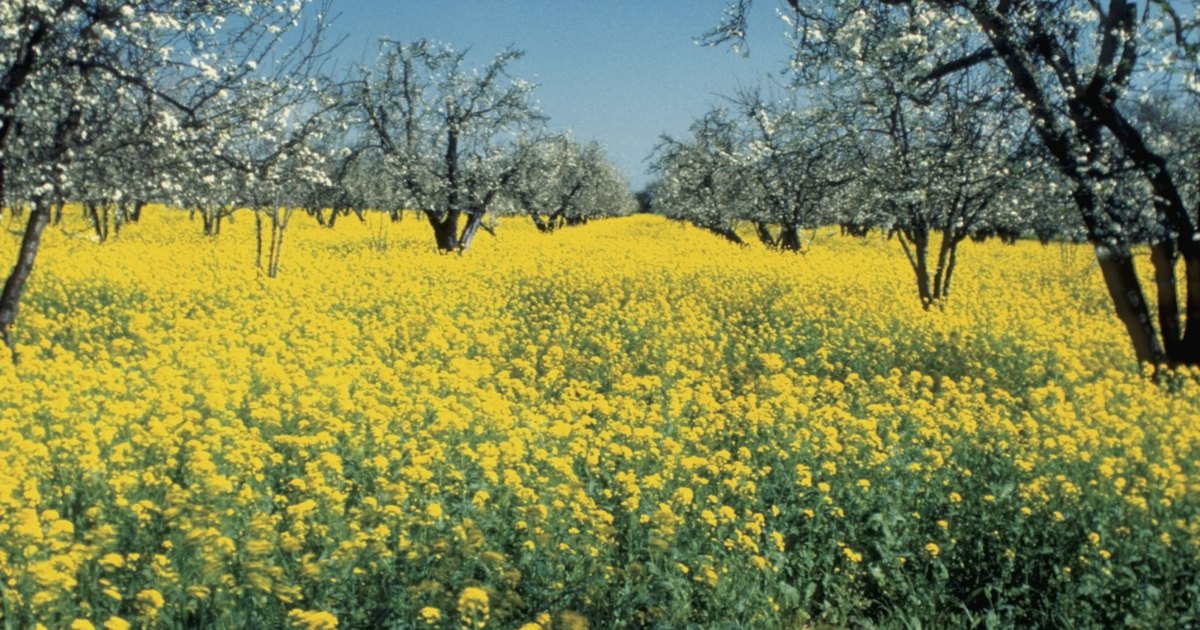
top-left (200, 206), bottom-right (228, 237)
top-left (86, 202), bottom-right (110, 242)
top-left (934, 233), bottom-right (961, 300)
top-left (753, 222), bottom-right (802, 251)
top-left (1097, 247), bottom-right (1164, 365)
top-left (895, 219), bottom-right (965, 308)
top-left (840, 222), bottom-right (871, 238)
top-left (255, 210), bottom-right (264, 268)
top-left (1151, 241), bottom-right (1182, 360)
top-left (0, 12), bottom-right (52, 215)
top-left (778, 224), bottom-right (802, 251)
top-left (530, 206), bottom-right (567, 233)
top-left (0, 198), bottom-right (50, 359)
top-left (201, 207), bottom-right (217, 236)
top-left (754, 221), bottom-right (776, 247)
top-left (253, 207), bottom-right (292, 278)
top-left (428, 210), bottom-right (460, 252)
top-left (1181, 254), bottom-right (1200, 362)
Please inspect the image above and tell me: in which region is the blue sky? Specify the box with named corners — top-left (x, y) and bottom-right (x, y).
top-left (319, 1), bottom-right (795, 189)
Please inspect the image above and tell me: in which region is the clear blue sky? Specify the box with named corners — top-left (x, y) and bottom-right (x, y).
top-left (319, 1), bottom-right (795, 190)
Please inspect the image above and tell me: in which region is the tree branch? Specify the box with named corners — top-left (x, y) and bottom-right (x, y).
top-left (920, 47), bottom-right (996, 83)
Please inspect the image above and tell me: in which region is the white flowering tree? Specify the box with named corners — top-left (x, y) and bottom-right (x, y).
top-left (796, 18), bottom-right (1037, 304)
top-left (0, 0), bottom-right (323, 353)
top-left (728, 89), bottom-right (855, 251)
top-left (651, 91), bottom-right (856, 251)
top-left (209, 50), bottom-right (342, 278)
top-left (508, 134), bottom-right (635, 232)
top-left (61, 80), bottom-right (167, 241)
top-left (713, 0), bottom-right (1200, 366)
top-left (650, 109), bottom-right (754, 245)
top-left (355, 39), bottom-right (545, 252)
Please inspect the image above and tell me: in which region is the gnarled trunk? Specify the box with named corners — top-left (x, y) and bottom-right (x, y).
top-left (777, 224), bottom-right (802, 252)
top-left (428, 210), bottom-right (460, 252)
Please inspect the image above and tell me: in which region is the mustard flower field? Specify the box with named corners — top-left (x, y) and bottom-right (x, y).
top-left (1, 210), bottom-right (1198, 628)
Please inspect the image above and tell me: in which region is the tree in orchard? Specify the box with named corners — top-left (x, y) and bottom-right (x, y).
top-left (651, 90), bottom-right (857, 253)
top-left (650, 109), bottom-right (754, 245)
top-left (727, 88), bottom-right (854, 251)
top-left (212, 55), bottom-right (343, 278)
top-left (806, 28), bottom-right (1037, 305)
top-left (508, 134), bottom-right (636, 233)
top-left (355, 39), bottom-right (545, 253)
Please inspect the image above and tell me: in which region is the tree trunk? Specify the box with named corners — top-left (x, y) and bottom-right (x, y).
top-left (967, 6), bottom-right (1174, 367)
top-left (0, 198), bottom-right (51, 358)
top-left (86, 202), bottom-right (109, 242)
top-left (1150, 241), bottom-right (1182, 361)
top-left (939, 237), bottom-right (960, 301)
top-left (428, 211), bottom-right (460, 252)
top-left (1095, 245), bottom-right (1166, 365)
top-left (1179, 250), bottom-right (1200, 365)
top-left (897, 227), bottom-right (933, 307)
top-left (914, 244), bottom-right (932, 306)
top-left (778, 224), bottom-right (802, 252)
top-left (264, 207), bottom-right (293, 278)
top-left (459, 210), bottom-right (485, 252)
top-left (690, 220), bottom-right (745, 246)
top-left (931, 231), bottom-right (962, 303)
top-left (754, 221), bottom-right (776, 247)
top-left (840, 222), bottom-right (870, 238)
top-left (202, 207), bottom-right (217, 236)
top-left (255, 210), bottom-right (264, 269)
